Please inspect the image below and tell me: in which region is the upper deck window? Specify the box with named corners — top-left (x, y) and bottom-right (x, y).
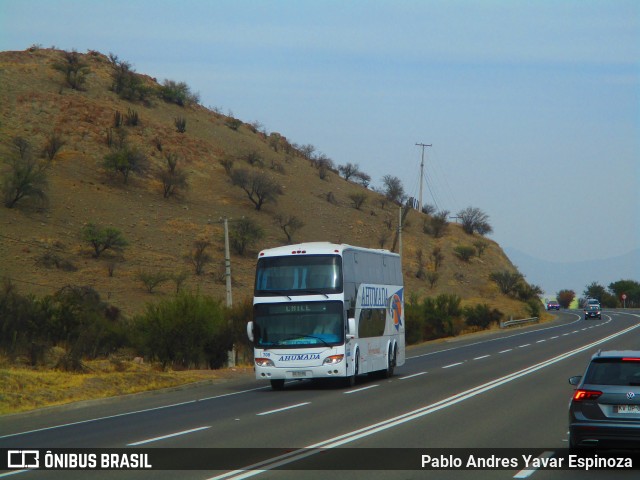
top-left (255, 255), bottom-right (342, 295)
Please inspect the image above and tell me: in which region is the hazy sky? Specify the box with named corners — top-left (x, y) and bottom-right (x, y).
top-left (2, 0), bottom-right (638, 266)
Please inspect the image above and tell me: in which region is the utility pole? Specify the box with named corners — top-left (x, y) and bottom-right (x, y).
top-left (223, 217), bottom-right (233, 307)
top-left (398, 205), bottom-right (402, 260)
top-left (415, 143), bottom-right (432, 211)
top-left (222, 217), bottom-right (235, 367)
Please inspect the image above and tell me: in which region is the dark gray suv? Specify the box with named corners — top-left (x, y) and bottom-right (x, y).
top-left (569, 350), bottom-right (640, 450)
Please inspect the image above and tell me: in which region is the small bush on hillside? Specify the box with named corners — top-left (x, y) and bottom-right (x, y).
top-left (160, 79), bottom-right (199, 106)
top-left (108, 53), bottom-right (153, 103)
top-left (474, 240), bottom-right (488, 257)
top-left (174, 116), bottom-right (187, 133)
top-left (454, 245), bottom-right (476, 262)
top-left (158, 152), bottom-right (188, 198)
top-left (423, 211), bottom-right (449, 238)
top-left (430, 247), bottom-right (444, 271)
top-left (230, 217), bottom-right (264, 256)
top-left (2, 154), bottom-right (49, 209)
top-left (124, 108), bottom-right (139, 126)
top-left (225, 117), bottom-right (242, 131)
top-left (52, 49), bottom-right (90, 91)
top-left (348, 192), bottom-right (367, 210)
top-left (136, 270), bottom-right (170, 293)
top-left (185, 239), bottom-right (211, 275)
top-left (103, 145), bottom-right (147, 184)
top-left (490, 270), bottom-right (523, 296)
top-left (42, 132), bottom-right (65, 161)
top-left (82, 223), bottom-right (128, 258)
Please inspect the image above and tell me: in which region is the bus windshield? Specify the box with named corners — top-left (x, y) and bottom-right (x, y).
top-left (253, 301), bottom-right (344, 348)
top-left (254, 255), bottom-right (342, 295)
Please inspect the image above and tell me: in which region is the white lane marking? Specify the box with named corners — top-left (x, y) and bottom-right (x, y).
top-left (0, 386), bottom-right (271, 439)
top-left (518, 344), bottom-right (531, 348)
top-left (0, 385), bottom-right (269, 440)
top-left (209, 320), bottom-right (640, 480)
top-left (344, 385), bottom-right (379, 394)
top-left (513, 451), bottom-right (556, 478)
top-left (407, 313), bottom-right (582, 360)
top-left (442, 362), bottom-right (463, 369)
top-left (256, 402), bottom-right (310, 416)
top-left (127, 426), bottom-right (210, 446)
top-left (536, 340), bottom-right (545, 343)
top-left (0, 470), bottom-right (30, 478)
top-left (550, 336), bottom-right (559, 339)
top-left (473, 355), bottom-right (490, 360)
top-left (399, 372), bottom-right (427, 380)
top-left (499, 349), bottom-right (513, 353)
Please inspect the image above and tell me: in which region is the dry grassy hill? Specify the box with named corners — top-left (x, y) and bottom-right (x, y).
top-left (0, 47), bottom-right (533, 319)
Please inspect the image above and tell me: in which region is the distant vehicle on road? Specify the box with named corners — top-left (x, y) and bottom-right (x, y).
top-left (585, 298), bottom-right (601, 309)
top-left (546, 301), bottom-right (560, 311)
top-left (569, 350), bottom-right (640, 450)
top-left (584, 304), bottom-right (602, 320)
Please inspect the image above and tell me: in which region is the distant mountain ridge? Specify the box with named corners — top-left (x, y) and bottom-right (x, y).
top-left (503, 247), bottom-right (640, 298)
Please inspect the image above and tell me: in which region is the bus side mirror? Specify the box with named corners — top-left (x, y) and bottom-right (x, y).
top-left (247, 321), bottom-right (255, 342)
top-left (346, 317), bottom-right (356, 340)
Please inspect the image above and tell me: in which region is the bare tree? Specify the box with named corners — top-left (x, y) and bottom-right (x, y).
top-left (42, 132), bottom-right (65, 161)
top-left (230, 169), bottom-right (283, 210)
top-left (158, 152), bottom-right (188, 198)
top-left (274, 214), bottom-right (304, 243)
top-left (457, 206), bottom-right (493, 236)
top-left (338, 162), bottom-right (360, 181)
top-left (430, 246), bottom-right (444, 272)
top-left (348, 192), bottom-right (368, 210)
top-left (2, 153), bottom-right (49, 209)
top-left (381, 175), bottom-right (406, 205)
top-left (185, 239), bottom-right (211, 275)
top-left (136, 270), bottom-right (170, 293)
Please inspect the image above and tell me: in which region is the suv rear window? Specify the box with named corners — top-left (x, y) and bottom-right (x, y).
top-left (584, 358), bottom-right (640, 386)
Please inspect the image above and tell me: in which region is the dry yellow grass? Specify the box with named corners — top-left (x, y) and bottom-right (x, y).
top-left (0, 360), bottom-right (253, 415)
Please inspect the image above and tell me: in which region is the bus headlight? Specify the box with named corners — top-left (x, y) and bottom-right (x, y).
top-left (323, 355), bottom-right (344, 365)
top-left (255, 358), bottom-right (274, 367)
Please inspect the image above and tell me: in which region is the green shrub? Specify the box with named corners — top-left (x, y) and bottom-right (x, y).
top-left (464, 304), bottom-right (503, 329)
top-left (134, 291), bottom-right (231, 369)
top-left (454, 245), bottom-right (476, 262)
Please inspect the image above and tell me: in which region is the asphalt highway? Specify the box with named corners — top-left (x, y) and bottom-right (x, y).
top-left (2, 309), bottom-right (640, 479)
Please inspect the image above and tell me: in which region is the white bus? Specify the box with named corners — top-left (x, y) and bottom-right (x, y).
top-left (247, 242), bottom-right (405, 390)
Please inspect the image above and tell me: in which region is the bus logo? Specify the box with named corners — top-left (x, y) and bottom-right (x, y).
top-left (390, 293), bottom-right (403, 331)
top-left (279, 353), bottom-right (321, 361)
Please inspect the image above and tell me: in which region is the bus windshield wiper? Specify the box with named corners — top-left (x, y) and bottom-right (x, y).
top-left (296, 289), bottom-right (330, 298)
top-left (258, 290), bottom-right (292, 300)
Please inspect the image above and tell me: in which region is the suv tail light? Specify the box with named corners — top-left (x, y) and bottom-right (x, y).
top-left (573, 389), bottom-right (602, 401)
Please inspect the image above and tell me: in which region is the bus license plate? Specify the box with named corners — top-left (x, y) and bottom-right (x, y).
top-left (616, 405), bottom-right (640, 414)
top-left (290, 371), bottom-right (310, 378)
